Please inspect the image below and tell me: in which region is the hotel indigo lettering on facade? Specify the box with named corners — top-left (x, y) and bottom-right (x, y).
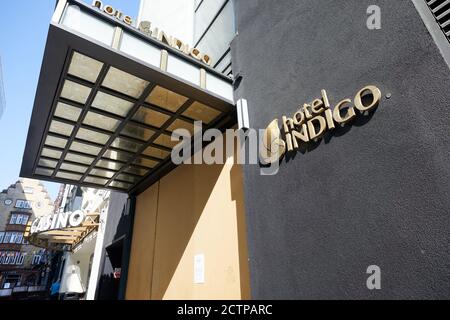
top-left (92, 1), bottom-right (213, 66)
top-left (260, 85), bottom-right (382, 165)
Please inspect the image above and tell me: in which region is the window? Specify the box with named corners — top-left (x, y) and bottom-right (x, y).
top-left (22, 215), bottom-right (29, 225)
top-left (10, 233), bottom-right (17, 244)
top-left (15, 200), bottom-right (32, 209)
top-left (32, 254), bottom-right (42, 265)
top-left (16, 254), bottom-right (24, 265)
top-left (10, 214), bottom-right (17, 225)
top-left (15, 234), bottom-right (23, 244)
top-left (0, 232), bottom-right (4, 243)
top-left (3, 233), bottom-right (11, 244)
top-left (16, 214), bottom-right (23, 225)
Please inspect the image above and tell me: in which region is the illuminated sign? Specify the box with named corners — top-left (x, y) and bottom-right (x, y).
top-left (91, 1), bottom-right (212, 66)
top-left (260, 85), bottom-right (382, 164)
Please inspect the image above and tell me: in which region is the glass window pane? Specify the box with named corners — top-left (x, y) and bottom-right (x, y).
top-left (116, 174), bottom-right (140, 184)
top-left (110, 181), bottom-right (132, 190)
top-left (132, 106), bottom-right (170, 128)
top-left (77, 128), bottom-right (110, 145)
top-left (142, 146), bottom-right (170, 160)
top-left (103, 150), bottom-right (134, 163)
top-left (65, 152), bottom-right (95, 165)
top-left (38, 158), bottom-right (58, 169)
top-left (60, 80), bottom-right (91, 104)
top-left (68, 52), bottom-right (104, 83)
top-left (154, 134), bottom-right (179, 149)
top-left (121, 123), bottom-right (155, 141)
top-left (45, 135), bottom-right (68, 149)
top-left (54, 102), bottom-right (82, 122)
top-left (194, 0), bottom-right (227, 42)
top-left (70, 142), bottom-right (102, 156)
top-left (60, 163), bottom-right (89, 174)
top-left (49, 120), bottom-right (74, 137)
top-left (92, 91), bottom-right (134, 117)
top-left (134, 157), bottom-right (160, 168)
top-left (83, 112), bottom-right (120, 132)
top-left (96, 159), bottom-right (124, 171)
top-left (89, 168), bottom-right (115, 179)
top-left (146, 86), bottom-right (188, 112)
top-left (35, 167), bottom-right (54, 177)
top-left (167, 119), bottom-right (195, 135)
top-left (182, 101), bottom-right (221, 124)
top-left (42, 148), bottom-right (63, 159)
top-left (56, 172), bottom-right (83, 181)
top-left (102, 67), bottom-right (149, 99)
top-left (111, 137), bottom-right (142, 152)
top-left (196, 0), bottom-right (235, 67)
top-left (124, 166), bottom-right (149, 176)
top-left (84, 176), bottom-right (108, 186)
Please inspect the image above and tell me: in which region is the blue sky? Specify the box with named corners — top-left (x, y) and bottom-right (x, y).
top-left (0, 0), bottom-right (140, 201)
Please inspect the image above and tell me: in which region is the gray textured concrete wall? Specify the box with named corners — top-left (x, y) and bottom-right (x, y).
top-left (232, 0), bottom-right (450, 299)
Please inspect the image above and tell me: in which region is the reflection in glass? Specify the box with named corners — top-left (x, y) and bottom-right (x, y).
top-left (77, 128), bottom-right (110, 145)
top-left (146, 86), bottom-right (188, 112)
top-left (49, 120), bottom-right (74, 137)
top-left (142, 146), bottom-right (170, 160)
top-left (60, 163), bottom-right (89, 174)
top-left (154, 134), bottom-right (178, 149)
top-left (96, 159), bottom-right (123, 171)
top-left (70, 142), bottom-right (102, 156)
top-left (121, 122), bottom-right (155, 141)
top-left (103, 149), bottom-right (134, 163)
top-left (83, 112), bottom-right (120, 132)
top-left (85, 176), bottom-right (109, 186)
top-left (42, 148), bottom-right (63, 159)
top-left (102, 67), bottom-right (149, 98)
top-left (92, 91), bottom-right (134, 117)
top-left (68, 52), bottom-right (104, 83)
top-left (54, 102), bottom-right (82, 122)
top-left (90, 168), bottom-right (115, 179)
top-left (182, 102), bottom-right (221, 124)
top-left (132, 106), bottom-right (170, 128)
top-left (60, 80), bottom-right (92, 104)
top-left (56, 172), bottom-right (83, 181)
top-left (38, 159), bottom-right (58, 169)
top-left (167, 119), bottom-right (195, 135)
top-left (45, 136), bottom-right (68, 149)
top-left (134, 157), bottom-right (160, 168)
top-left (111, 137), bottom-right (142, 152)
top-left (124, 166), bottom-right (149, 176)
top-left (65, 152), bottom-right (95, 165)
top-left (117, 174), bottom-right (140, 183)
top-left (110, 181), bottom-right (132, 190)
top-left (35, 168), bottom-right (54, 177)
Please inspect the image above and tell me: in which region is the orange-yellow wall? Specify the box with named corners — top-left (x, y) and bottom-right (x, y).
top-left (125, 155), bottom-right (250, 300)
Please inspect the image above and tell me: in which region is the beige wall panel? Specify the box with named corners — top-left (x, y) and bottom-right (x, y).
top-left (125, 182), bottom-right (159, 300)
top-left (151, 156), bottom-right (249, 300)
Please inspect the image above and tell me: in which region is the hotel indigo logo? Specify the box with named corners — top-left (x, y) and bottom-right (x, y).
top-left (260, 85), bottom-right (382, 164)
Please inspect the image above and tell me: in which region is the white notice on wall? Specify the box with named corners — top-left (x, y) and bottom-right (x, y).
top-left (194, 254), bottom-right (205, 284)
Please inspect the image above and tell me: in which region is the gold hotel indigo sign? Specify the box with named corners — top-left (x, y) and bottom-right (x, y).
top-left (92, 1), bottom-right (213, 66)
top-left (260, 85), bottom-right (382, 164)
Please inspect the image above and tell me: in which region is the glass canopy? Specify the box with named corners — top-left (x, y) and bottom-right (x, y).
top-left (21, 0), bottom-right (235, 194)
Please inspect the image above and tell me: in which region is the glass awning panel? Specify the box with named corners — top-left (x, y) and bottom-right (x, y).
top-left (21, 0), bottom-right (235, 194)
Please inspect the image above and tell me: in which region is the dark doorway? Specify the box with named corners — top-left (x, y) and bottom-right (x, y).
top-left (97, 238), bottom-right (124, 300)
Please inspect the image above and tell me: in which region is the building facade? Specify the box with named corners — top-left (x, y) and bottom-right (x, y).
top-left (20, 0), bottom-right (450, 299)
top-left (0, 179), bottom-right (54, 299)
